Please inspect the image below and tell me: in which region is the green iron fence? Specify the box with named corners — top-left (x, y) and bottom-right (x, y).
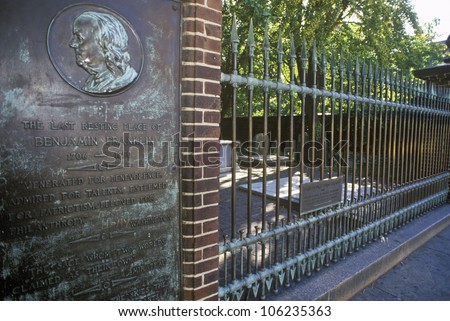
top-left (218, 17), bottom-right (450, 300)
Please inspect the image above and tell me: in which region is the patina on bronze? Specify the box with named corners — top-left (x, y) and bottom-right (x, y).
top-left (48, 4), bottom-right (144, 96)
top-left (68, 11), bottom-right (138, 94)
top-left (300, 177), bottom-right (344, 214)
top-left (0, 0), bottom-right (181, 300)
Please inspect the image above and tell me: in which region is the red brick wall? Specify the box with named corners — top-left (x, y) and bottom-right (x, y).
top-left (181, 0), bottom-right (222, 300)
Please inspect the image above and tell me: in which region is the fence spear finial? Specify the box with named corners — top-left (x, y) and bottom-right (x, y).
top-left (355, 57), bottom-right (360, 78)
top-left (347, 57), bottom-right (353, 78)
top-left (263, 24), bottom-right (269, 47)
top-left (301, 37), bottom-right (307, 66)
top-left (277, 29), bottom-right (284, 64)
top-left (262, 24), bottom-right (270, 80)
top-left (247, 18), bottom-right (255, 57)
top-left (362, 60), bottom-right (367, 80)
top-left (312, 39), bottom-right (318, 72)
top-left (289, 34), bottom-right (296, 60)
top-left (339, 49), bottom-right (345, 76)
top-left (330, 49), bottom-right (336, 78)
top-left (231, 14), bottom-right (239, 53)
top-left (322, 46), bottom-right (328, 70)
top-left (289, 34), bottom-right (296, 83)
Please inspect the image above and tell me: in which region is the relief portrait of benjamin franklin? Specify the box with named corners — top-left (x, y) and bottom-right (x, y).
top-left (69, 11), bottom-right (138, 94)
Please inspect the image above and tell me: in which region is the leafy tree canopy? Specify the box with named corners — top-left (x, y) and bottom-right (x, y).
top-left (222, 0), bottom-right (445, 73)
top-left (221, 0), bottom-right (446, 121)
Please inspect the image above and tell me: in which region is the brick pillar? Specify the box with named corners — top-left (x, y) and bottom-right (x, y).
top-left (181, 0), bottom-right (222, 300)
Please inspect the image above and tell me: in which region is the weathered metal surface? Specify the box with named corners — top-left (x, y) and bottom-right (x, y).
top-left (300, 177), bottom-right (344, 214)
top-left (0, 0), bottom-right (181, 300)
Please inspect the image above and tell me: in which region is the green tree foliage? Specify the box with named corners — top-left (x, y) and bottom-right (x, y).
top-left (221, 0), bottom-right (445, 119)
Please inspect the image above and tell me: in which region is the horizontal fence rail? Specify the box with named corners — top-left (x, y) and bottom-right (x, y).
top-left (218, 17), bottom-right (450, 300)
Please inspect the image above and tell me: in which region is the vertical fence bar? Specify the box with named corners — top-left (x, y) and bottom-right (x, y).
top-left (405, 76), bottom-right (412, 184)
top-left (396, 72), bottom-right (401, 189)
top-left (442, 112), bottom-right (449, 173)
top-left (413, 79), bottom-right (421, 183)
top-left (352, 58), bottom-right (359, 202)
top-left (300, 38), bottom-right (307, 215)
top-left (432, 109), bottom-right (439, 178)
top-left (376, 66), bottom-right (383, 196)
top-left (386, 67), bottom-right (393, 213)
top-left (418, 81), bottom-right (424, 182)
top-left (382, 69), bottom-right (389, 193)
top-left (418, 82), bottom-right (425, 180)
top-left (311, 40), bottom-right (318, 183)
top-left (241, 19), bottom-right (257, 284)
top-left (288, 35), bottom-right (296, 223)
top-left (360, 62), bottom-right (367, 199)
top-left (435, 88), bottom-right (443, 174)
top-left (410, 96), bottom-right (418, 185)
top-left (344, 56), bottom-right (353, 233)
top-left (338, 51), bottom-right (345, 180)
top-left (230, 15), bottom-right (239, 282)
top-left (410, 77), bottom-right (418, 183)
top-left (340, 53), bottom-right (349, 233)
top-left (321, 47), bottom-right (327, 181)
top-left (286, 36), bottom-right (296, 272)
top-left (437, 113), bottom-right (444, 174)
top-left (273, 30), bottom-right (284, 294)
top-left (372, 65), bottom-right (379, 196)
top-left (426, 82), bottom-right (432, 177)
top-left (430, 86), bottom-right (435, 175)
top-left (354, 59), bottom-right (361, 201)
top-left (435, 112), bottom-right (442, 177)
top-left (428, 83), bottom-right (435, 177)
top-left (276, 30), bottom-right (284, 228)
top-left (363, 63), bottom-right (370, 198)
top-left (425, 82), bottom-right (431, 178)
top-left (402, 99), bottom-right (410, 205)
top-left (393, 71), bottom-right (400, 214)
top-left (422, 82), bottom-right (429, 178)
top-left (259, 27), bottom-right (271, 299)
top-left (246, 20), bottom-right (255, 237)
top-left (346, 57), bottom-right (352, 204)
top-left (419, 85), bottom-right (425, 180)
top-left (391, 72), bottom-right (399, 190)
top-left (387, 71), bottom-right (394, 191)
top-left (424, 82), bottom-right (429, 178)
top-left (410, 78), bottom-right (416, 184)
top-left (262, 26), bottom-right (270, 232)
top-left (445, 111), bottom-right (450, 189)
top-left (440, 109), bottom-right (447, 174)
top-left (330, 50), bottom-right (337, 180)
top-left (429, 92), bottom-right (438, 176)
top-left (433, 91), bottom-right (440, 175)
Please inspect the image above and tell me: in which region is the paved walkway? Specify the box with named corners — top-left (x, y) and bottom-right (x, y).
top-left (351, 221), bottom-right (450, 301)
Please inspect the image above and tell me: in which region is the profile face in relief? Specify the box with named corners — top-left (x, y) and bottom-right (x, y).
top-left (69, 11), bottom-right (138, 94)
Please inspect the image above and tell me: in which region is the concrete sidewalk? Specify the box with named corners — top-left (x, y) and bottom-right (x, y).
top-left (351, 217), bottom-right (450, 300)
top-left (269, 204), bottom-right (450, 301)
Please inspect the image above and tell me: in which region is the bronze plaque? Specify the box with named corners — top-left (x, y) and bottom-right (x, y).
top-left (300, 177), bottom-right (344, 214)
top-left (0, 0), bottom-right (181, 300)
